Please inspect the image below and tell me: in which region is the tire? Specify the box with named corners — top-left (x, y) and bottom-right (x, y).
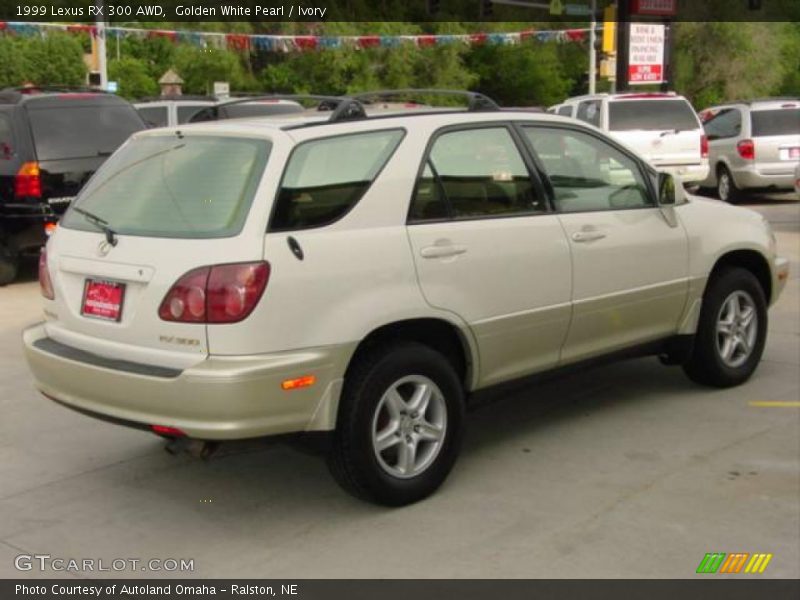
top-left (0, 244), bottom-right (19, 286)
top-left (683, 267), bottom-right (767, 388)
top-left (716, 165), bottom-right (742, 203)
top-left (328, 342), bottom-right (465, 506)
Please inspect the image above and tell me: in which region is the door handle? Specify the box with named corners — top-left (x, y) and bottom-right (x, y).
top-left (571, 231), bottom-right (607, 243)
top-left (420, 244), bottom-right (468, 259)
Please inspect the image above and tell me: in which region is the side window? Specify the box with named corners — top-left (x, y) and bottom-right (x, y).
top-left (703, 109), bottom-right (742, 140)
top-left (411, 127), bottom-right (545, 221)
top-left (177, 105), bottom-right (208, 124)
top-left (137, 106), bottom-right (168, 128)
top-left (270, 129), bottom-right (404, 231)
top-left (524, 127), bottom-right (653, 213)
top-left (576, 100), bottom-right (601, 127)
top-left (557, 106), bottom-right (573, 117)
top-left (0, 115), bottom-right (12, 160)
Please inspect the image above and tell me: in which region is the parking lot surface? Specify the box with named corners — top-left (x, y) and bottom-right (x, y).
top-left (0, 196), bottom-right (798, 579)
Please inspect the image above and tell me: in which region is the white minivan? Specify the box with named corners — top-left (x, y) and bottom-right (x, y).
top-left (561, 92), bottom-right (709, 183)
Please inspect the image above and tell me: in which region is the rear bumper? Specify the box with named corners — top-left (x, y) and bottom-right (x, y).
top-left (23, 323), bottom-right (353, 440)
top-left (667, 163), bottom-right (709, 185)
top-left (733, 167), bottom-right (795, 190)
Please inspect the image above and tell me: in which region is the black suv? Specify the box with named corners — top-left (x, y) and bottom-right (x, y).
top-left (0, 87), bottom-right (145, 284)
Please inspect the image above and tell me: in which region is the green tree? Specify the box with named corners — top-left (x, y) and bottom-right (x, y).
top-left (23, 33), bottom-right (87, 86)
top-left (173, 45), bottom-right (256, 95)
top-left (0, 37), bottom-right (32, 88)
top-left (108, 57), bottom-right (159, 99)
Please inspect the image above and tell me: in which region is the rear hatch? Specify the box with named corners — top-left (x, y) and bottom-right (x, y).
top-left (608, 97), bottom-right (705, 167)
top-left (749, 103), bottom-right (800, 176)
top-left (25, 94), bottom-right (145, 214)
top-left (45, 131), bottom-right (272, 369)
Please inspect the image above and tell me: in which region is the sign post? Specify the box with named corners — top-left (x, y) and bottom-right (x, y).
top-left (628, 22), bottom-right (666, 85)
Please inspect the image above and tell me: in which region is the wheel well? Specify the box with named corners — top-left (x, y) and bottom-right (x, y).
top-left (710, 250), bottom-right (772, 303)
top-left (347, 319), bottom-right (472, 388)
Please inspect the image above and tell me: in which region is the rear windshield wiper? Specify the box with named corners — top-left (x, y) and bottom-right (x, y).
top-left (72, 207), bottom-right (118, 246)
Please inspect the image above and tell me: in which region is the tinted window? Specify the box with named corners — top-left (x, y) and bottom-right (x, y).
top-left (557, 106), bottom-right (573, 117)
top-left (751, 108), bottom-right (800, 136)
top-left (271, 130), bottom-right (404, 231)
top-left (61, 136), bottom-right (270, 239)
top-left (0, 114), bottom-right (12, 160)
top-left (703, 108), bottom-right (742, 139)
top-left (577, 100), bottom-right (601, 127)
top-left (222, 102), bottom-right (304, 119)
top-left (177, 105), bottom-right (210, 124)
top-left (137, 106), bottom-right (168, 128)
top-left (524, 127), bottom-right (652, 213)
top-left (608, 99), bottom-right (699, 131)
top-left (411, 127), bottom-right (544, 221)
top-left (27, 105), bottom-right (144, 161)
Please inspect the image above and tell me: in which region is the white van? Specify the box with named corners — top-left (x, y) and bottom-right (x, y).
top-left (561, 92), bottom-right (709, 183)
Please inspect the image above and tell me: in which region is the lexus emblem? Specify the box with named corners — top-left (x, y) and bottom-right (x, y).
top-left (97, 240), bottom-right (113, 257)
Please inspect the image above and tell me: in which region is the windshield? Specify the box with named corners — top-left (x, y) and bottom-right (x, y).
top-left (751, 108), bottom-right (800, 136)
top-left (608, 99), bottom-right (699, 132)
top-left (61, 135), bottom-right (270, 239)
top-left (27, 104), bottom-right (144, 161)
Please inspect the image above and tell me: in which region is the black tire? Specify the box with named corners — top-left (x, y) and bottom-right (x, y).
top-left (683, 267), bottom-right (767, 388)
top-left (328, 342), bottom-right (465, 506)
top-left (717, 165), bottom-right (743, 203)
top-left (0, 244), bottom-right (18, 286)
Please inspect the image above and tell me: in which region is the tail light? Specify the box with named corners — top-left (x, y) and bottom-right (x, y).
top-left (44, 222), bottom-right (57, 236)
top-left (159, 262), bottom-right (270, 324)
top-left (700, 134), bottom-right (709, 159)
top-left (151, 425), bottom-right (185, 437)
top-left (14, 161), bottom-right (41, 198)
top-left (737, 139), bottom-right (755, 160)
top-left (39, 249), bottom-right (54, 300)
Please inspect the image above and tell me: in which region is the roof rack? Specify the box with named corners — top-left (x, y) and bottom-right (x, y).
top-left (354, 89), bottom-right (499, 112)
top-left (211, 94), bottom-right (367, 122)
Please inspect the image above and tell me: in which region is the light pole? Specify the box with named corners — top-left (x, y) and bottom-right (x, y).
top-left (95, 0), bottom-right (108, 90)
top-left (589, 0), bottom-right (597, 94)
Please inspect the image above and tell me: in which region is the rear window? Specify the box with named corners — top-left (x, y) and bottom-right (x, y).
top-left (61, 135), bottom-right (270, 239)
top-left (609, 99), bottom-right (699, 132)
top-left (137, 106), bottom-right (168, 128)
top-left (27, 104), bottom-right (144, 161)
top-left (270, 129), bottom-right (404, 231)
top-left (222, 102), bottom-right (304, 119)
top-left (0, 114), bottom-right (13, 160)
top-left (751, 108), bottom-right (800, 136)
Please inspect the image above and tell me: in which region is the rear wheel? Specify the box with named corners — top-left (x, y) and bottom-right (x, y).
top-left (717, 165), bottom-right (742, 203)
top-left (328, 342), bottom-right (464, 506)
top-left (683, 268), bottom-right (767, 387)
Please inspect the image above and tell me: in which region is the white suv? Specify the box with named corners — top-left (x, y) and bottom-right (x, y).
top-left (24, 92), bottom-right (788, 506)
top-left (561, 92), bottom-right (709, 184)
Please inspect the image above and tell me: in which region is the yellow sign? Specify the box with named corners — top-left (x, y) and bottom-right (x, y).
top-left (550, 0), bottom-right (564, 16)
top-left (603, 4), bottom-right (617, 53)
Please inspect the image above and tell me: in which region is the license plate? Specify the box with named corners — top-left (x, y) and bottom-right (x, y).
top-left (81, 279), bottom-right (125, 322)
top-left (780, 147), bottom-right (800, 160)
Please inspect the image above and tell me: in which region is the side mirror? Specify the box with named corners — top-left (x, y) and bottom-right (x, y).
top-left (657, 171), bottom-right (686, 206)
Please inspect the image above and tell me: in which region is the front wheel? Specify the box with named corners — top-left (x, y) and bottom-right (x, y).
top-left (328, 342), bottom-right (465, 506)
top-left (683, 268), bottom-right (767, 387)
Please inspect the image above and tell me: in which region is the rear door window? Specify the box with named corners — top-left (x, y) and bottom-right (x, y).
top-left (577, 100), bottom-right (602, 127)
top-left (61, 135), bottom-right (270, 239)
top-left (270, 129), bottom-right (404, 231)
top-left (0, 114), bottom-right (13, 160)
top-left (751, 108), bottom-right (800, 136)
top-left (177, 105), bottom-right (210, 124)
top-left (557, 106), bottom-right (574, 117)
top-left (703, 108), bottom-right (742, 139)
top-left (608, 99), bottom-right (699, 131)
top-left (137, 106), bottom-right (169, 128)
top-left (27, 104), bottom-right (144, 161)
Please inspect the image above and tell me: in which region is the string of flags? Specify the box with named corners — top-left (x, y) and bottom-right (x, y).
top-left (0, 21), bottom-right (594, 52)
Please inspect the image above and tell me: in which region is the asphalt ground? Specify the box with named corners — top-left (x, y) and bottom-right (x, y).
top-left (0, 193), bottom-right (797, 579)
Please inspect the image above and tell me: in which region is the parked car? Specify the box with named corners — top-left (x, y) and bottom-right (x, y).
top-left (24, 91), bottom-right (788, 506)
top-left (186, 97), bottom-right (305, 123)
top-left (548, 103), bottom-right (577, 118)
top-left (0, 86), bottom-right (145, 285)
top-left (795, 162), bottom-right (800, 198)
top-left (698, 99), bottom-right (800, 202)
top-left (134, 96), bottom-right (215, 128)
top-left (560, 92), bottom-right (709, 184)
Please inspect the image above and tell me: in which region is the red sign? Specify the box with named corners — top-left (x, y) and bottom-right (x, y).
top-left (632, 0), bottom-right (677, 16)
top-left (81, 280), bottom-right (125, 322)
top-left (629, 64), bottom-right (664, 84)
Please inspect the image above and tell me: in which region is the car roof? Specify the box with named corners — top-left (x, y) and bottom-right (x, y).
top-left (702, 98), bottom-right (800, 112)
top-left (565, 92), bottom-right (684, 104)
top-left (0, 89), bottom-right (132, 107)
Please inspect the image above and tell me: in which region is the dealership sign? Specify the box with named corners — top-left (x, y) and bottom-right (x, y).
top-left (628, 23), bottom-right (666, 84)
top-left (632, 0), bottom-right (678, 16)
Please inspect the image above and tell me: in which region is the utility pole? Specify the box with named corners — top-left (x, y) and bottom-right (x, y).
top-left (588, 0), bottom-right (597, 94)
top-left (95, 0), bottom-right (108, 90)
top-left (614, 0), bottom-right (630, 92)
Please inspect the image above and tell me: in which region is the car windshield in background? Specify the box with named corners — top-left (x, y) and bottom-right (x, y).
top-left (60, 135), bottom-right (270, 239)
top-left (27, 105), bottom-right (144, 161)
top-left (751, 108), bottom-right (800, 136)
top-left (608, 99), bottom-right (699, 131)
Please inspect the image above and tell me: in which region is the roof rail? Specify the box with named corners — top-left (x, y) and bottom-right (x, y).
top-left (0, 85), bottom-right (110, 104)
top-left (212, 94), bottom-right (367, 122)
top-left (354, 89), bottom-right (499, 112)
